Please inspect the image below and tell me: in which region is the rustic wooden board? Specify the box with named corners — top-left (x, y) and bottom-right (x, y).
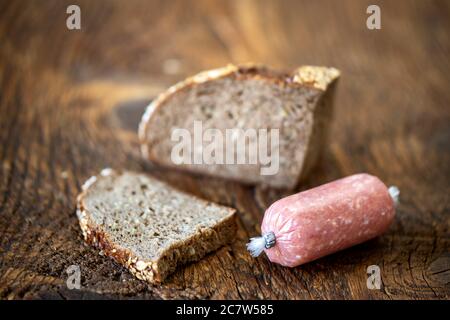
top-left (0, 0), bottom-right (449, 299)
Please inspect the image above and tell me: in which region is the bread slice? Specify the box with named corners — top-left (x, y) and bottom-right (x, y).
top-left (76, 169), bottom-right (236, 284)
top-left (139, 64), bottom-right (340, 189)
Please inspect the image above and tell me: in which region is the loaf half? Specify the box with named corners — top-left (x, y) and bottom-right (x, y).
top-left (139, 64), bottom-right (340, 189)
top-left (76, 169), bottom-right (237, 284)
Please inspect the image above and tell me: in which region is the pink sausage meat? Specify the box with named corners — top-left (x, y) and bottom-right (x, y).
top-left (248, 173), bottom-right (397, 267)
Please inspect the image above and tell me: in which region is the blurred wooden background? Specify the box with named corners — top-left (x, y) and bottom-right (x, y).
top-left (0, 0), bottom-right (449, 299)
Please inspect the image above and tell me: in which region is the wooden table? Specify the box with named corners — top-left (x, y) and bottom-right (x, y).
top-left (0, 0), bottom-right (449, 300)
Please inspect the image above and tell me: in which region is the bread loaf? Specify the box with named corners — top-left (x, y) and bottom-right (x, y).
top-left (139, 64), bottom-right (340, 189)
top-left (76, 169), bottom-right (237, 284)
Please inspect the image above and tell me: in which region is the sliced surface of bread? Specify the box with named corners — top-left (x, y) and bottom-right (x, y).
top-left (139, 64), bottom-right (340, 189)
top-left (76, 169), bottom-right (237, 284)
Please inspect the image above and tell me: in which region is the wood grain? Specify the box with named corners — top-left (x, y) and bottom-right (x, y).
top-left (0, 0), bottom-right (449, 299)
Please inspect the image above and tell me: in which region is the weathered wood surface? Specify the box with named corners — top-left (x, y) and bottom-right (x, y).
top-left (0, 0), bottom-right (449, 299)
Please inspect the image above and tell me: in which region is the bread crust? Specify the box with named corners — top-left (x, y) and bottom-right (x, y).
top-left (138, 64), bottom-right (340, 188)
top-left (76, 169), bottom-right (237, 284)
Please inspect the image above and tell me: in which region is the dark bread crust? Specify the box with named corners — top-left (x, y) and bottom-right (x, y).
top-left (139, 64), bottom-right (340, 189)
top-left (76, 170), bottom-right (237, 284)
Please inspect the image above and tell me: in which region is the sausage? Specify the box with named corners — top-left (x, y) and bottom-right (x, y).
top-left (246, 173), bottom-right (399, 267)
